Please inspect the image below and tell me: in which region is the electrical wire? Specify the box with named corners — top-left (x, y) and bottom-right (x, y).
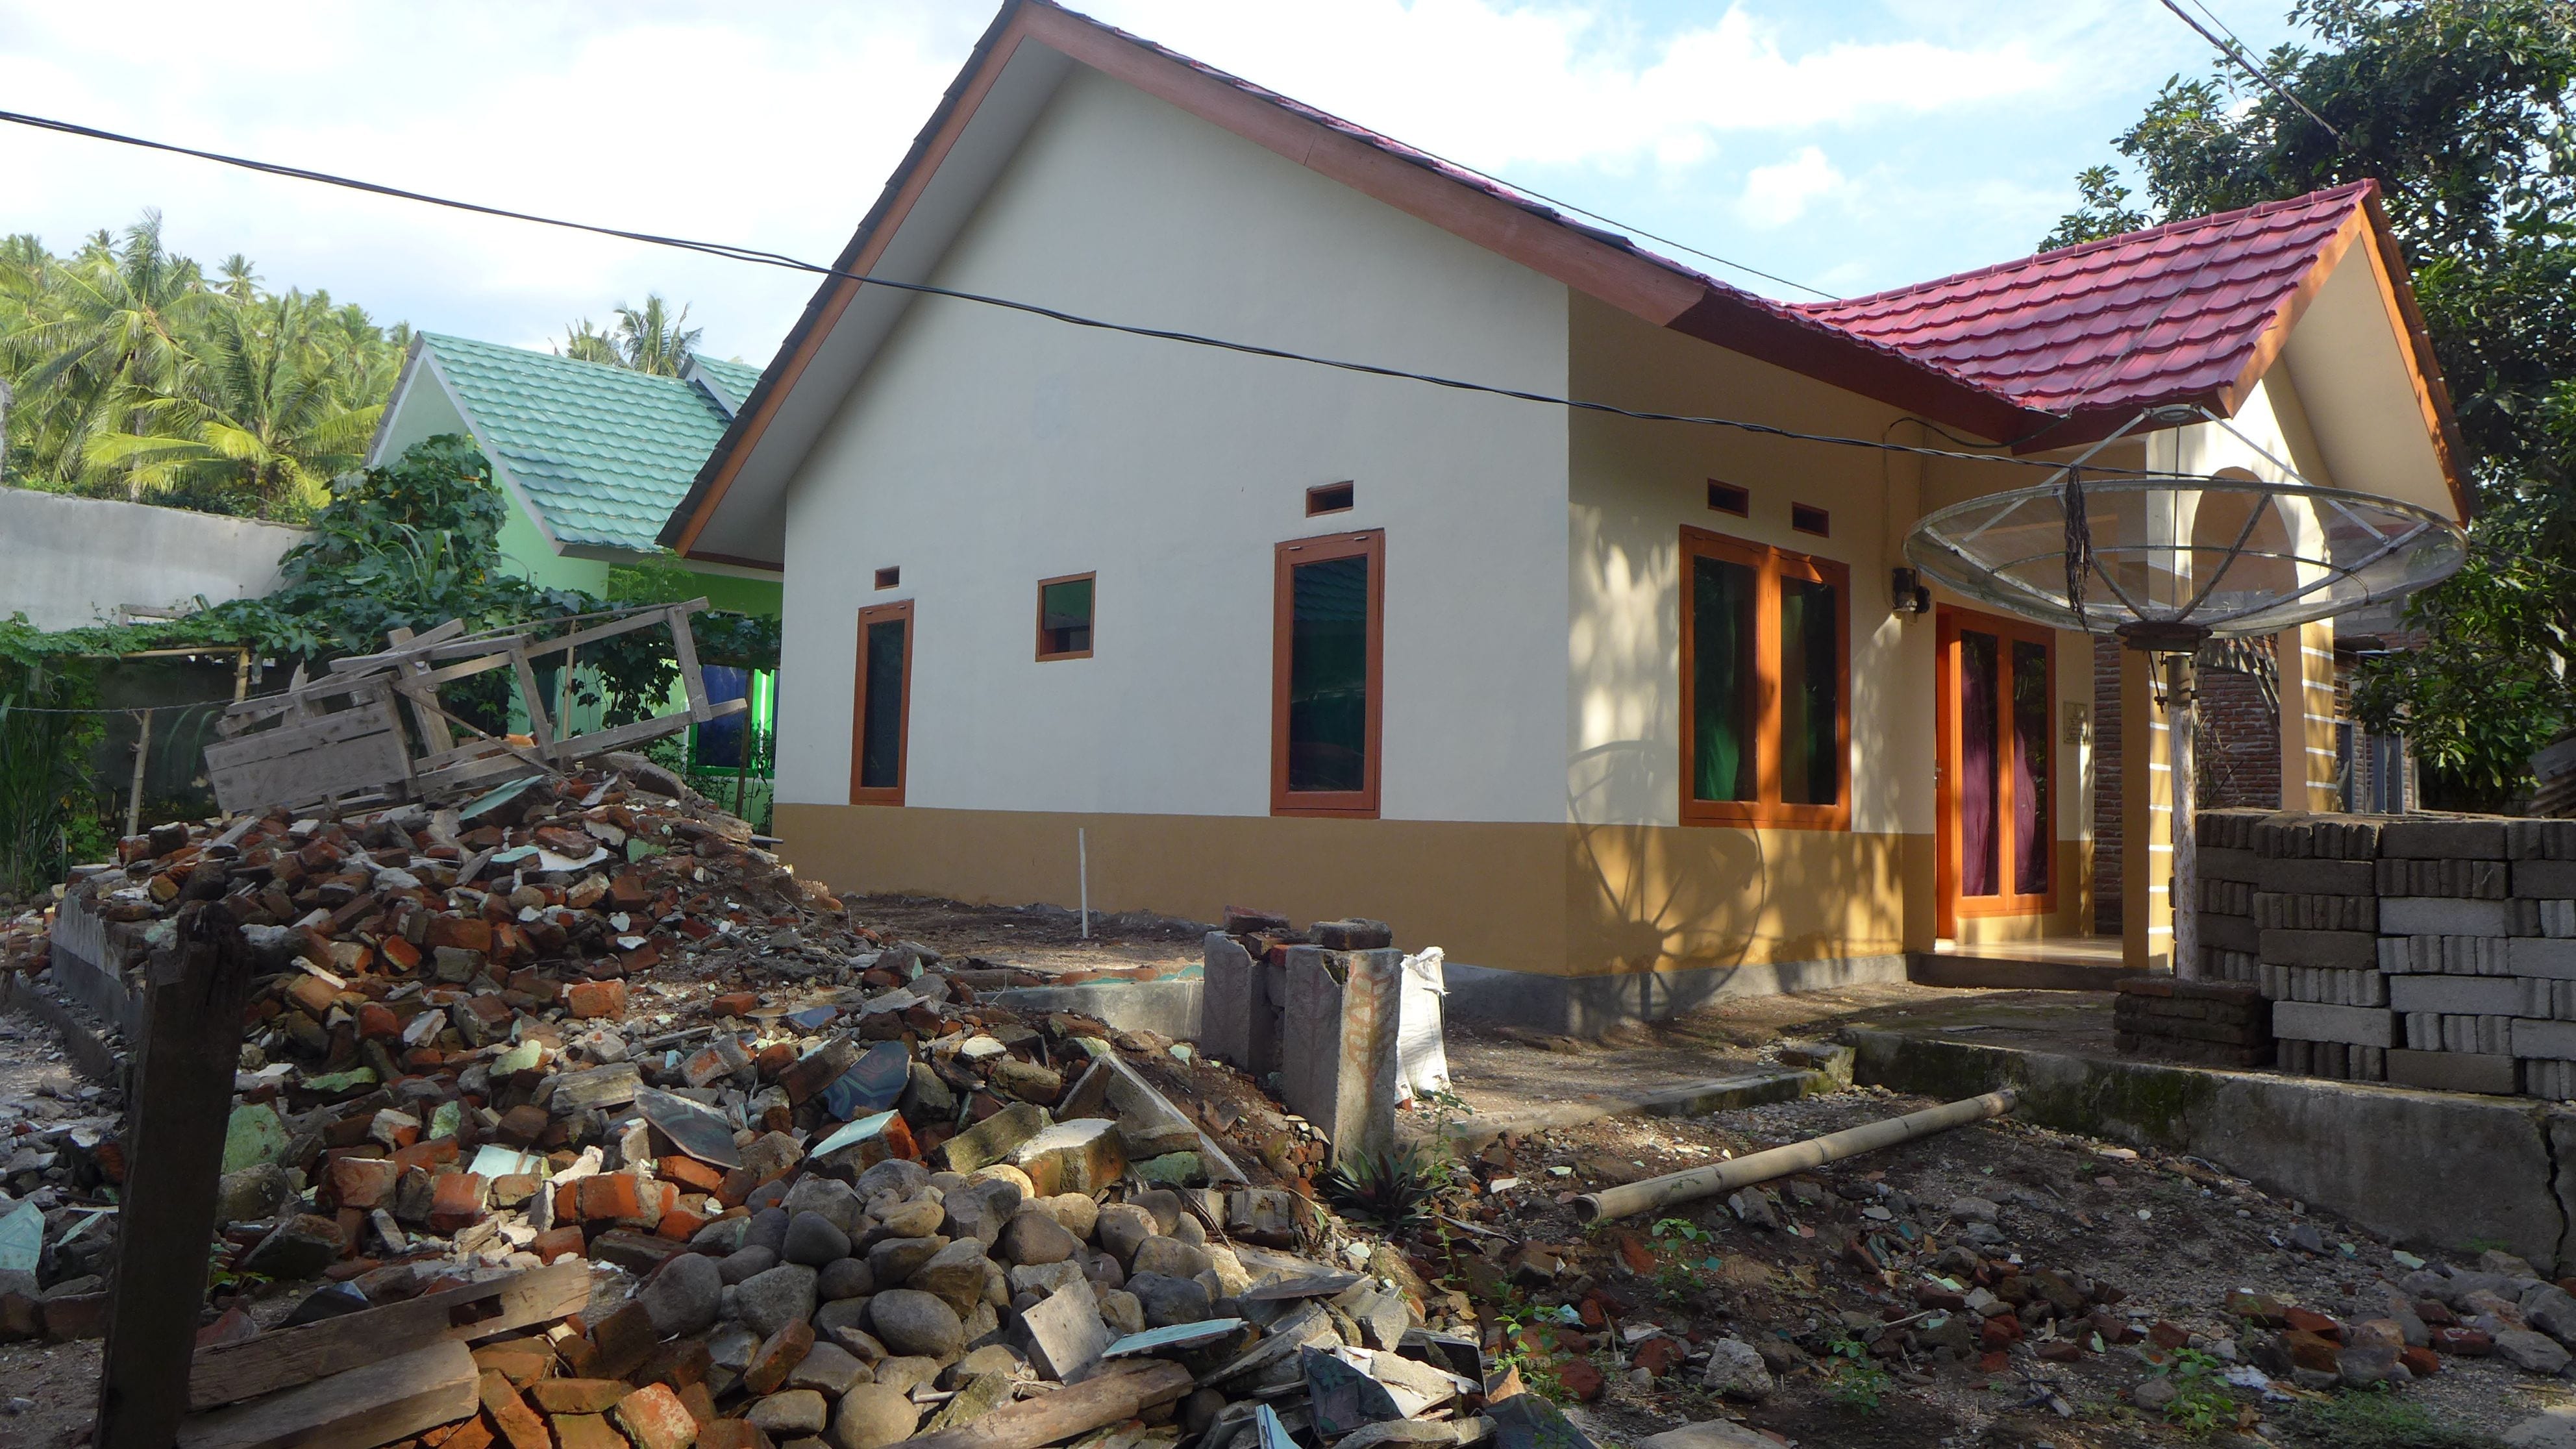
top-left (0, 106), bottom-right (2176, 478)
top-left (2155, 0), bottom-right (2344, 143)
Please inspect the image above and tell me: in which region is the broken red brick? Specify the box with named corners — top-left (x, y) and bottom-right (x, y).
top-left (741, 1320), bottom-right (814, 1396)
top-left (325, 1156), bottom-right (400, 1211)
top-left (550, 1415), bottom-right (627, 1449)
top-left (530, 1380), bottom-right (630, 1415)
top-left (427, 1172), bottom-right (488, 1234)
top-left (612, 1383), bottom-right (698, 1449)
top-left (565, 980), bottom-right (628, 1021)
top-left (478, 1370), bottom-right (551, 1449)
top-left (426, 916), bottom-right (493, 953)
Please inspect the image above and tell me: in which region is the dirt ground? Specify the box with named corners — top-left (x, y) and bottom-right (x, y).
top-left (0, 1003), bottom-right (110, 1449)
top-left (846, 893), bottom-right (1207, 974)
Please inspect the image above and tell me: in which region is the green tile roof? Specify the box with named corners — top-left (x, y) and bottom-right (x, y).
top-left (419, 332), bottom-right (746, 554)
top-left (690, 355), bottom-right (763, 412)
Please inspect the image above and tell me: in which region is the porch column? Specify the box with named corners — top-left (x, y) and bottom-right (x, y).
top-left (2277, 622), bottom-right (2339, 811)
top-left (2120, 647), bottom-right (2174, 972)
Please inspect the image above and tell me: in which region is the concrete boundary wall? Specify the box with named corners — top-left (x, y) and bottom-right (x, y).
top-left (1850, 1028), bottom-right (2576, 1273)
top-left (0, 486), bottom-right (305, 630)
top-left (1444, 954), bottom-right (1908, 1037)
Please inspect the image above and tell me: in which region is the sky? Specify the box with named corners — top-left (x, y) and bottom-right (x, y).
top-left (0, 0), bottom-right (2303, 367)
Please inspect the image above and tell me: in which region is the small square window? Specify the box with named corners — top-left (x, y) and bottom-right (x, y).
top-left (1307, 482), bottom-right (1355, 516)
top-left (1707, 480), bottom-right (1749, 516)
top-left (1791, 503), bottom-right (1831, 538)
top-left (874, 565), bottom-right (901, 589)
top-left (1036, 573), bottom-right (1095, 660)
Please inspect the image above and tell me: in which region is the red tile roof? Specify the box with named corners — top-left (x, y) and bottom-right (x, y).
top-left (1794, 182), bottom-right (2374, 418)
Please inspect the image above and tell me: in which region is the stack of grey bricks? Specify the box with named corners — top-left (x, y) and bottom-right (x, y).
top-left (2194, 810), bottom-right (2576, 1096)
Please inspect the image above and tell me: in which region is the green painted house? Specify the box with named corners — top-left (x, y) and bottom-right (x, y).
top-left (369, 333), bottom-right (781, 783)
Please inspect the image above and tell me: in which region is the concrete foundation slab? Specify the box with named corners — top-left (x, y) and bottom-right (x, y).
top-left (989, 979), bottom-right (1202, 1041)
top-left (1846, 1028), bottom-right (2572, 1272)
top-left (1440, 954), bottom-right (1907, 1036)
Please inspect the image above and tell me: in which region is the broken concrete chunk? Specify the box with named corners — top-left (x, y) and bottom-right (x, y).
top-left (1009, 1118), bottom-right (1127, 1198)
top-left (940, 1101), bottom-right (1051, 1175)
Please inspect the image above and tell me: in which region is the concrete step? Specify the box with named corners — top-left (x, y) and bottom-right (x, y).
top-left (1908, 950), bottom-right (2144, 993)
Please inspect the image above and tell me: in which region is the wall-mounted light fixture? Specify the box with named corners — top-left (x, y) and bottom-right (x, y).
top-left (1891, 567), bottom-right (1931, 616)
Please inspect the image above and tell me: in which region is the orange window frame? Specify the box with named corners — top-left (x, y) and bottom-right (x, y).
top-left (1677, 526), bottom-right (1851, 830)
top-left (1934, 605), bottom-right (2058, 928)
top-left (849, 599), bottom-right (913, 806)
top-left (1035, 572), bottom-right (1096, 662)
top-left (1271, 529), bottom-right (1385, 819)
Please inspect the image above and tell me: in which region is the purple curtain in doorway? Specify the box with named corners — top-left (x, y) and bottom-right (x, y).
top-left (1959, 631), bottom-right (1999, 897)
top-left (2012, 639), bottom-right (2050, 896)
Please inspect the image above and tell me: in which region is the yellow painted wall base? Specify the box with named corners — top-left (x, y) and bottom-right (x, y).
top-left (776, 803), bottom-right (1916, 980)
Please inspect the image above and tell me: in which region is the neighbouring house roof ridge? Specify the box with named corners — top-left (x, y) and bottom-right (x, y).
top-left (410, 332), bottom-right (751, 560)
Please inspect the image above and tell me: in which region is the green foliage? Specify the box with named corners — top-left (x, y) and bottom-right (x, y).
top-left (2288, 1385), bottom-right (2503, 1448)
top-left (558, 294), bottom-right (701, 377)
top-left (2146, 1348), bottom-right (2239, 1435)
top-left (1823, 1335), bottom-right (1890, 1413)
top-left (1320, 1143), bottom-right (1448, 1231)
top-left (2053, 0), bottom-right (2576, 793)
top-left (1, 213), bottom-right (407, 519)
top-left (2038, 165), bottom-right (2153, 251)
top-left (0, 671), bottom-right (100, 897)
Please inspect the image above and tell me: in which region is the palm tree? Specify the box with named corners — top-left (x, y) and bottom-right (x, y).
top-left (558, 318), bottom-right (621, 367)
top-left (612, 295), bottom-right (700, 377)
top-left (0, 214), bottom-right (213, 498)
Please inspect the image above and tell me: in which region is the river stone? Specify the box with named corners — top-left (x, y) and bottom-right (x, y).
top-left (790, 1341), bottom-right (871, 1396)
top-left (910, 1241), bottom-right (995, 1315)
top-left (2498, 1329), bottom-right (2573, 1376)
top-left (870, 1234), bottom-right (949, 1284)
top-left (856, 1158), bottom-right (932, 1199)
top-left (747, 1206), bottom-right (792, 1256)
top-left (1129, 1272), bottom-right (1212, 1328)
top-left (870, 1289), bottom-right (966, 1359)
top-left (1098, 1289), bottom-right (1146, 1337)
top-left (874, 1196), bottom-right (947, 1241)
top-left (643, 1251), bottom-right (724, 1337)
top-left (748, 1389), bottom-right (830, 1435)
top-left (828, 1383), bottom-right (922, 1449)
top-left (737, 1264), bottom-right (820, 1337)
top-left (815, 1298), bottom-right (876, 1339)
top-left (721, 1246), bottom-right (780, 1286)
top-left (1701, 1338), bottom-right (1772, 1400)
top-left (872, 1357), bottom-right (942, 1396)
top-left (784, 1176), bottom-right (865, 1235)
top-left (1032, 1193), bottom-right (1099, 1241)
top-left (819, 1257), bottom-right (876, 1300)
top-left (1096, 1204), bottom-right (1157, 1266)
top-left (1130, 1236), bottom-right (1212, 1280)
top-left (787, 1211), bottom-right (854, 1267)
top-left (998, 1211), bottom-right (1082, 1268)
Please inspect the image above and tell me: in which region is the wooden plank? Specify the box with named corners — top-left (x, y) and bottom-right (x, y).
top-left (94, 911), bottom-right (260, 1449)
top-left (508, 645), bottom-right (556, 752)
top-left (901, 1361), bottom-right (1195, 1449)
top-left (325, 618), bottom-right (468, 674)
top-left (384, 625), bottom-right (456, 756)
top-left (202, 706), bottom-right (402, 771)
top-left (177, 1339), bottom-right (478, 1449)
top-left (210, 730), bottom-right (414, 816)
top-left (517, 601), bottom-right (706, 660)
top-left (667, 604), bottom-right (714, 721)
top-left (188, 1260), bottom-right (589, 1409)
top-left (554, 699), bottom-right (743, 762)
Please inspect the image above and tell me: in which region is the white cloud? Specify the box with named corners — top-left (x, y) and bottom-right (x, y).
top-left (1737, 146), bottom-right (1846, 228)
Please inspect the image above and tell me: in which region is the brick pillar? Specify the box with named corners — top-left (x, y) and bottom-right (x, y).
top-left (2277, 621), bottom-right (2339, 811)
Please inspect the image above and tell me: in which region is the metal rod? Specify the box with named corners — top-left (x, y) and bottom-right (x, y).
top-left (1078, 828), bottom-right (1089, 941)
top-left (1571, 1089), bottom-right (2019, 1222)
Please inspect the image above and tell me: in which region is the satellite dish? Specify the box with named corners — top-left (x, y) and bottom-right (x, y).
top-left (1900, 411), bottom-right (2468, 980)
top-left (1905, 475), bottom-right (2466, 653)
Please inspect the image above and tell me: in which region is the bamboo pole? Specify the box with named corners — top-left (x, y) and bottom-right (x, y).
top-left (123, 708), bottom-right (153, 838)
top-left (1571, 1089), bottom-right (2018, 1223)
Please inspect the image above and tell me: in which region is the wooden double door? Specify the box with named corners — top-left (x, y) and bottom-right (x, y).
top-left (1935, 607), bottom-right (2057, 937)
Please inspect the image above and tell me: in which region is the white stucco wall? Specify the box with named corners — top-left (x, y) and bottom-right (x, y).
top-left (0, 487), bottom-right (306, 630)
top-left (774, 64), bottom-right (1572, 822)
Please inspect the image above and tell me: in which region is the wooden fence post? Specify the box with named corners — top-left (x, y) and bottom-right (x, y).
top-left (93, 900), bottom-right (256, 1449)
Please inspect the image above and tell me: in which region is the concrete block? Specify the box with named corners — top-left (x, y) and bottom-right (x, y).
top-left (2256, 892), bottom-right (2375, 932)
top-left (2383, 818), bottom-right (2510, 860)
top-left (2259, 929), bottom-right (2379, 970)
top-left (2388, 1050), bottom-right (2520, 1096)
top-left (2377, 937), bottom-right (2415, 973)
top-left (1199, 932), bottom-right (1277, 1075)
top-left (2516, 861), bottom-right (2576, 899)
top-left (2382, 898), bottom-right (2514, 937)
top-left (2379, 858), bottom-right (2510, 899)
top-left (2514, 1018), bottom-right (2576, 1061)
top-left (2199, 845), bottom-right (2260, 883)
top-left (2509, 819), bottom-right (2576, 860)
top-left (1279, 947), bottom-right (1402, 1169)
top-left (2256, 859), bottom-right (2376, 896)
top-left (2204, 914), bottom-right (2259, 953)
top-left (2390, 976), bottom-right (2523, 1016)
top-left (2272, 1001), bottom-right (2397, 1046)
top-left (2531, 1059), bottom-right (2576, 1100)
top-left (2512, 939), bottom-right (2576, 980)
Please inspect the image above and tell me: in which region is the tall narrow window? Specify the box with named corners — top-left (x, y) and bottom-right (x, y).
top-left (850, 600), bottom-right (911, 805)
top-left (1036, 573), bottom-right (1095, 660)
top-left (1272, 530), bottom-right (1383, 817)
top-left (1679, 528), bottom-right (1849, 828)
top-left (1937, 607), bottom-right (2055, 920)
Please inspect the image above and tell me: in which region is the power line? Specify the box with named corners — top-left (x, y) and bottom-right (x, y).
top-left (2155, 0), bottom-right (2344, 143)
top-left (0, 106), bottom-right (2156, 478)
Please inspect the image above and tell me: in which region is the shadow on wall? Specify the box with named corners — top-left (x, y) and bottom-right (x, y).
top-left (1565, 739), bottom-right (1903, 982)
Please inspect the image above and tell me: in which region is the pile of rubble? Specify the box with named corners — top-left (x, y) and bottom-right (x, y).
top-left (1, 767), bottom-right (1583, 1449)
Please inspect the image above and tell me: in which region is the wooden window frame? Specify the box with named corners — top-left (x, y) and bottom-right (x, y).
top-left (1706, 480), bottom-right (1749, 517)
top-left (1790, 502), bottom-right (1831, 538)
top-left (849, 599), bottom-right (913, 806)
top-left (1934, 605), bottom-right (2059, 928)
top-left (1306, 481), bottom-right (1356, 517)
top-left (873, 565), bottom-right (900, 589)
top-left (1678, 526), bottom-right (1851, 831)
top-left (1034, 572), bottom-right (1096, 662)
top-left (1271, 528), bottom-right (1385, 819)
